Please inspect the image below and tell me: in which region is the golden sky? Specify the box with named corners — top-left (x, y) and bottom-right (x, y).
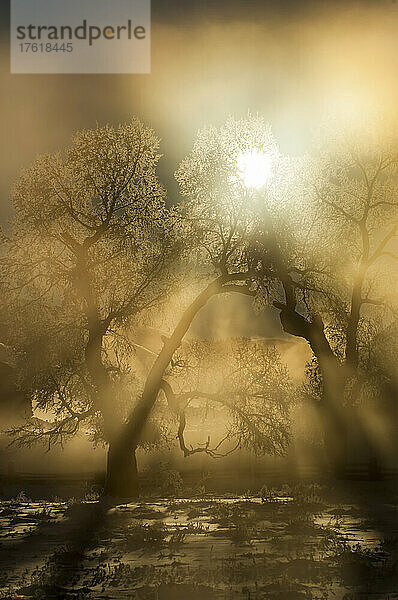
top-left (1, 0), bottom-right (398, 220)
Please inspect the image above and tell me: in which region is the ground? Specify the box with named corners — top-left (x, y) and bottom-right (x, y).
top-left (0, 479), bottom-right (397, 599)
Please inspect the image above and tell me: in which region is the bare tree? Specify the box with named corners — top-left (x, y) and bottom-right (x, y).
top-left (160, 339), bottom-right (292, 460)
top-left (266, 126), bottom-right (398, 473)
top-left (3, 117), bottom-right (289, 497)
top-left (91, 117), bottom-right (280, 495)
top-left (2, 119), bottom-right (181, 495)
top-left (177, 116), bottom-right (398, 475)
top-left (6, 113), bottom-right (392, 496)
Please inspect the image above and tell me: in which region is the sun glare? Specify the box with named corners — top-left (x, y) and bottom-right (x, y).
top-left (237, 150), bottom-right (273, 189)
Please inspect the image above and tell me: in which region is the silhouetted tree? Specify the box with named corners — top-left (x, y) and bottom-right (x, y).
top-left (2, 119), bottom-right (181, 495)
top-left (2, 118), bottom-right (293, 496)
top-left (160, 339), bottom-right (292, 459)
top-left (179, 116), bottom-right (398, 475)
top-left (268, 125), bottom-right (398, 473)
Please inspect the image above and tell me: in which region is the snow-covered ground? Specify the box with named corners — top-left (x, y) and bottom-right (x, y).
top-left (0, 482), bottom-right (397, 599)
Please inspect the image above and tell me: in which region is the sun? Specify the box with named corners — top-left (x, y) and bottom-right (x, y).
top-left (237, 150), bottom-right (273, 189)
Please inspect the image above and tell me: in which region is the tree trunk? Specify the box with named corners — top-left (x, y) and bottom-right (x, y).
top-left (319, 361), bottom-right (349, 477)
top-left (277, 305), bottom-right (349, 476)
top-left (104, 441), bottom-right (139, 498)
top-left (321, 404), bottom-right (348, 478)
top-left (117, 275), bottom-right (246, 461)
top-left (101, 274), bottom-right (250, 497)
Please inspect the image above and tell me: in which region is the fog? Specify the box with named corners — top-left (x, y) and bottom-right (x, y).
top-left (2, 0), bottom-right (398, 217)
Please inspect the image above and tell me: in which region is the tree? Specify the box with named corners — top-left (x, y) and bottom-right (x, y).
top-left (176, 115), bottom-right (398, 475)
top-left (83, 117), bottom-right (293, 495)
top-left (160, 339), bottom-right (292, 460)
top-left (2, 119), bottom-right (181, 495)
top-left (2, 117), bottom-right (294, 497)
top-left (266, 124), bottom-right (398, 473)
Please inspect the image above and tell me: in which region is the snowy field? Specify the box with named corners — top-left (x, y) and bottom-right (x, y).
top-left (0, 481), bottom-right (398, 599)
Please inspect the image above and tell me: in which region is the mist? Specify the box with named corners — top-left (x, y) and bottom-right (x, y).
top-left (0, 1), bottom-right (398, 598)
